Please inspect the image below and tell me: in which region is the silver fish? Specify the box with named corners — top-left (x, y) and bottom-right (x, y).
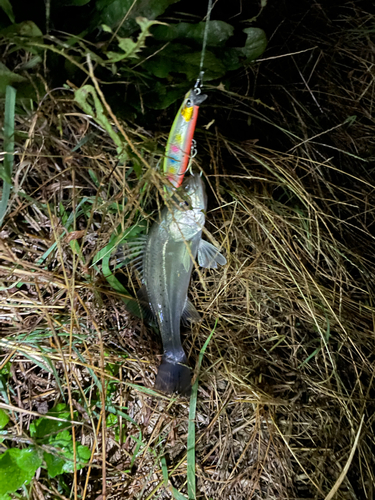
top-left (123, 174), bottom-right (226, 395)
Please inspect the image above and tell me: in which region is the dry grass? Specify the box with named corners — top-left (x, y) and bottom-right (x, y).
top-left (1, 2), bottom-right (375, 499)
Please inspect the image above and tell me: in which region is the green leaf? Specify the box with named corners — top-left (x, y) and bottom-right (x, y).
top-left (0, 363), bottom-right (10, 375)
top-left (153, 20), bottom-right (234, 47)
top-left (0, 20), bottom-right (43, 38)
top-left (126, 383), bottom-right (166, 398)
top-left (29, 403), bottom-right (71, 441)
top-left (1, 85), bottom-right (16, 182)
top-left (0, 21), bottom-right (43, 55)
top-left (43, 429), bottom-right (72, 477)
top-left (59, 201), bottom-right (68, 226)
top-left (59, 0), bottom-right (92, 5)
top-left (29, 406), bottom-right (91, 478)
top-left (0, 64), bottom-right (26, 96)
top-left (43, 430), bottom-right (91, 477)
top-left (93, 0), bottom-right (179, 37)
top-left (143, 44), bottom-right (225, 81)
top-left (60, 442), bottom-right (91, 474)
top-left (106, 413), bottom-right (118, 427)
top-left (172, 487), bottom-right (188, 500)
top-left (69, 240), bottom-right (85, 263)
top-left (0, 448), bottom-right (42, 496)
top-left (75, 444), bottom-right (91, 466)
top-left (216, 28), bottom-right (268, 72)
top-left (0, 0), bottom-right (15, 23)
top-left (43, 451), bottom-right (66, 478)
top-left (182, 51), bottom-right (226, 81)
top-left (88, 169), bottom-right (100, 186)
top-left (220, 47), bottom-right (242, 71)
top-left (106, 17), bottom-right (166, 63)
top-left (114, 37), bottom-right (136, 56)
top-left (0, 376), bottom-right (9, 405)
top-left (143, 24), bottom-right (265, 89)
top-left (143, 81), bottom-right (189, 110)
top-left (74, 85), bottom-right (127, 162)
top-left (242, 27), bottom-right (267, 61)
top-left (0, 410), bottom-right (9, 430)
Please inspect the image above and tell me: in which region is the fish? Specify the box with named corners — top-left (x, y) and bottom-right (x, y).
top-left (122, 174), bottom-right (226, 395)
top-left (163, 87), bottom-right (207, 190)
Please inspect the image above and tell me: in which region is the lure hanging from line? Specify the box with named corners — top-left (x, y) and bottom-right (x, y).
top-left (163, 74), bottom-right (207, 190)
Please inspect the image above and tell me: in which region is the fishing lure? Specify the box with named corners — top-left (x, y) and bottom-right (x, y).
top-left (163, 76), bottom-right (207, 189)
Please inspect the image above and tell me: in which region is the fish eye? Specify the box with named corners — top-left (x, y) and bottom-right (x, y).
top-left (180, 200), bottom-right (189, 207)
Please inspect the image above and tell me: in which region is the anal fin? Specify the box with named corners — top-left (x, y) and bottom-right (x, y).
top-left (126, 284), bottom-right (155, 324)
top-left (181, 298), bottom-right (201, 326)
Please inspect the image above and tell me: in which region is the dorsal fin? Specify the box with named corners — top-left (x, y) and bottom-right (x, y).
top-left (116, 235), bottom-right (148, 279)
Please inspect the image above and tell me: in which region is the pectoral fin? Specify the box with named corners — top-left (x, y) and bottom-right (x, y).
top-left (181, 242), bottom-right (192, 272)
top-left (181, 298), bottom-right (201, 326)
top-left (197, 239), bottom-right (227, 269)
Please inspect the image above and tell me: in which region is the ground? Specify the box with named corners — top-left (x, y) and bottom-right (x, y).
top-left (0, 1), bottom-right (375, 499)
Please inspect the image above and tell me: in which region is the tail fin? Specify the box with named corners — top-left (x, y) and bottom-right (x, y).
top-left (154, 357), bottom-right (191, 396)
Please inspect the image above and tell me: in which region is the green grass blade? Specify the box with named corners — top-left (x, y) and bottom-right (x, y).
top-left (126, 382), bottom-right (169, 398)
top-left (0, 85), bottom-right (16, 227)
top-left (102, 253), bottom-right (131, 300)
top-left (161, 455), bottom-right (169, 486)
top-left (161, 456), bottom-right (188, 500)
top-left (298, 315), bottom-right (330, 368)
top-left (187, 319), bottom-right (218, 500)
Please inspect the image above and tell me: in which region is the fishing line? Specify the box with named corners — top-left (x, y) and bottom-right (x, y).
top-left (196, 0), bottom-right (214, 87)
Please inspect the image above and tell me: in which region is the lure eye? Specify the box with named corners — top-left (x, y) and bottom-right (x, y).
top-left (180, 201), bottom-right (189, 208)
top-left (186, 99), bottom-right (192, 107)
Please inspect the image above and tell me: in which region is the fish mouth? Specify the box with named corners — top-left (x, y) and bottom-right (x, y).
top-left (181, 173), bottom-right (206, 206)
top-left (193, 93), bottom-right (208, 106)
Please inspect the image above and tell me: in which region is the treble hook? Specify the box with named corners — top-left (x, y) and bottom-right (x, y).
top-left (186, 140), bottom-right (198, 176)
